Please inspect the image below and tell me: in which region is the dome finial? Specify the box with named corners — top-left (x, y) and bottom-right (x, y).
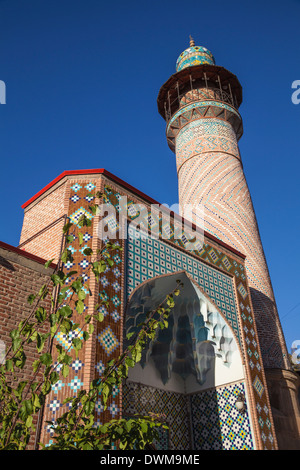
top-left (176, 41), bottom-right (215, 71)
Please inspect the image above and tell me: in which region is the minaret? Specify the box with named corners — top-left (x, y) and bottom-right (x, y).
top-left (157, 38), bottom-right (289, 373)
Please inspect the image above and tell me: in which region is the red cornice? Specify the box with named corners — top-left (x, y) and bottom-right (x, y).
top-left (0, 240), bottom-right (57, 269)
top-left (21, 168), bottom-right (246, 260)
top-left (21, 169), bottom-right (103, 209)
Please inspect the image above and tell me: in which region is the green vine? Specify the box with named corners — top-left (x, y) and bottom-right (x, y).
top-left (0, 192), bottom-right (183, 450)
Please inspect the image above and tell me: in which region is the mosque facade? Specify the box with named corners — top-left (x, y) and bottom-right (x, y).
top-left (2, 40), bottom-right (300, 450)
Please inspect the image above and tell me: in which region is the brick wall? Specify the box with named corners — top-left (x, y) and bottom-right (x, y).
top-left (19, 181), bottom-right (67, 262)
top-left (0, 242), bottom-right (54, 449)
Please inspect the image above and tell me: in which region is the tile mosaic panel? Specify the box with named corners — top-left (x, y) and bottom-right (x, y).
top-left (126, 225), bottom-right (240, 344)
top-left (190, 382), bottom-right (254, 450)
top-left (122, 381), bottom-right (190, 450)
top-left (41, 181), bottom-right (96, 445)
top-left (103, 184), bottom-right (277, 450)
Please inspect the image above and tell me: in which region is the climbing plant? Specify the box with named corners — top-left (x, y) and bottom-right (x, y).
top-left (0, 192), bottom-right (183, 450)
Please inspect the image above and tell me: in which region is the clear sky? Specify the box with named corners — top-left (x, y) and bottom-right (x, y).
top-left (0, 0), bottom-right (299, 355)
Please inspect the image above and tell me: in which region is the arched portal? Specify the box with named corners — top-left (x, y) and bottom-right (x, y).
top-left (122, 271), bottom-right (255, 450)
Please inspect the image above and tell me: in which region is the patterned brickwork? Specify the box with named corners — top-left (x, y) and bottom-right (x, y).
top-left (38, 178), bottom-right (124, 445)
top-left (103, 184), bottom-right (277, 450)
top-left (174, 116), bottom-right (288, 371)
top-left (168, 101), bottom-right (240, 136)
top-left (39, 180), bottom-right (96, 445)
top-left (175, 118), bottom-right (240, 170)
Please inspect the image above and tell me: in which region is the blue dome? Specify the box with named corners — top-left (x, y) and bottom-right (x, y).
top-left (176, 40), bottom-right (215, 72)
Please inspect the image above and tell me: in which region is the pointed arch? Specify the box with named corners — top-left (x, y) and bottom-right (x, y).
top-left (124, 270), bottom-right (245, 392)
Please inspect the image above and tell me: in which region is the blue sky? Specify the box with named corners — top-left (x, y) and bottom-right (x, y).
top-left (0, 0), bottom-right (299, 354)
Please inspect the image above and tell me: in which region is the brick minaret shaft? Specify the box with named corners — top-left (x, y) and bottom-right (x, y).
top-left (157, 39), bottom-right (289, 371)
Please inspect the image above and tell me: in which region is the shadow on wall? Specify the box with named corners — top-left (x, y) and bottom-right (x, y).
top-left (0, 256), bottom-right (16, 271)
top-left (122, 271), bottom-right (252, 449)
top-left (249, 287), bottom-right (290, 370)
top-left (250, 287), bottom-right (300, 449)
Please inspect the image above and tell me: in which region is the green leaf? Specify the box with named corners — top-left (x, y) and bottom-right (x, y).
top-left (72, 279), bottom-right (83, 293)
top-left (83, 247), bottom-right (93, 256)
top-left (58, 305), bottom-right (72, 318)
top-left (77, 289), bottom-right (86, 301)
top-left (25, 415), bottom-right (33, 428)
top-left (125, 420), bottom-right (133, 432)
top-left (78, 232), bottom-right (84, 246)
top-left (36, 332), bottom-right (44, 353)
top-left (125, 357), bottom-right (135, 368)
top-left (75, 299), bottom-right (85, 314)
top-left (27, 294), bottom-right (37, 305)
top-left (140, 421), bottom-right (148, 433)
top-left (40, 353), bottom-right (52, 366)
top-left (32, 359), bottom-right (40, 372)
top-left (10, 328), bottom-right (20, 340)
top-left (20, 399), bottom-right (33, 420)
top-left (63, 222), bottom-right (73, 233)
top-left (82, 331), bottom-right (89, 341)
top-left (13, 381), bottom-right (27, 399)
top-left (72, 338), bottom-right (82, 350)
top-left (83, 400), bottom-right (95, 416)
top-left (45, 258), bottom-right (55, 269)
top-left (12, 338), bottom-right (22, 352)
top-left (61, 248), bottom-right (73, 264)
top-left (62, 364), bottom-right (69, 378)
top-left (49, 313), bottom-right (58, 327)
top-left (35, 307), bottom-right (47, 323)
top-left (66, 234), bottom-right (75, 243)
top-left (41, 379), bottom-right (51, 395)
top-left (62, 354), bottom-right (73, 365)
top-left (32, 393), bottom-right (41, 408)
top-left (97, 312), bottom-right (104, 323)
top-left (14, 350), bottom-right (26, 369)
top-left (38, 284), bottom-right (49, 300)
top-left (51, 274), bottom-right (64, 286)
top-left (49, 371), bottom-right (59, 385)
top-left (5, 359), bottom-right (14, 372)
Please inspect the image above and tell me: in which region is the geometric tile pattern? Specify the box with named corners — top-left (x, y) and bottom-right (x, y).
top-left (103, 184), bottom-right (276, 450)
top-left (126, 225), bottom-right (240, 343)
top-left (175, 119), bottom-right (240, 170)
top-left (55, 326), bottom-right (84, 351)
top-left (176, 45), bottom-right (215, 72)
top-left (40, 181), bottom-right (96, 445)
top-left (123, 381), bottom-right (254, 450)
top-left (122, 381), bottom-right (190, 450)
top-left (97, 325), bottom-right (119, 356)
top-left (190, 382), bottom-right (254, 450)
top-left (69, 207), bottom-right (94, 227)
